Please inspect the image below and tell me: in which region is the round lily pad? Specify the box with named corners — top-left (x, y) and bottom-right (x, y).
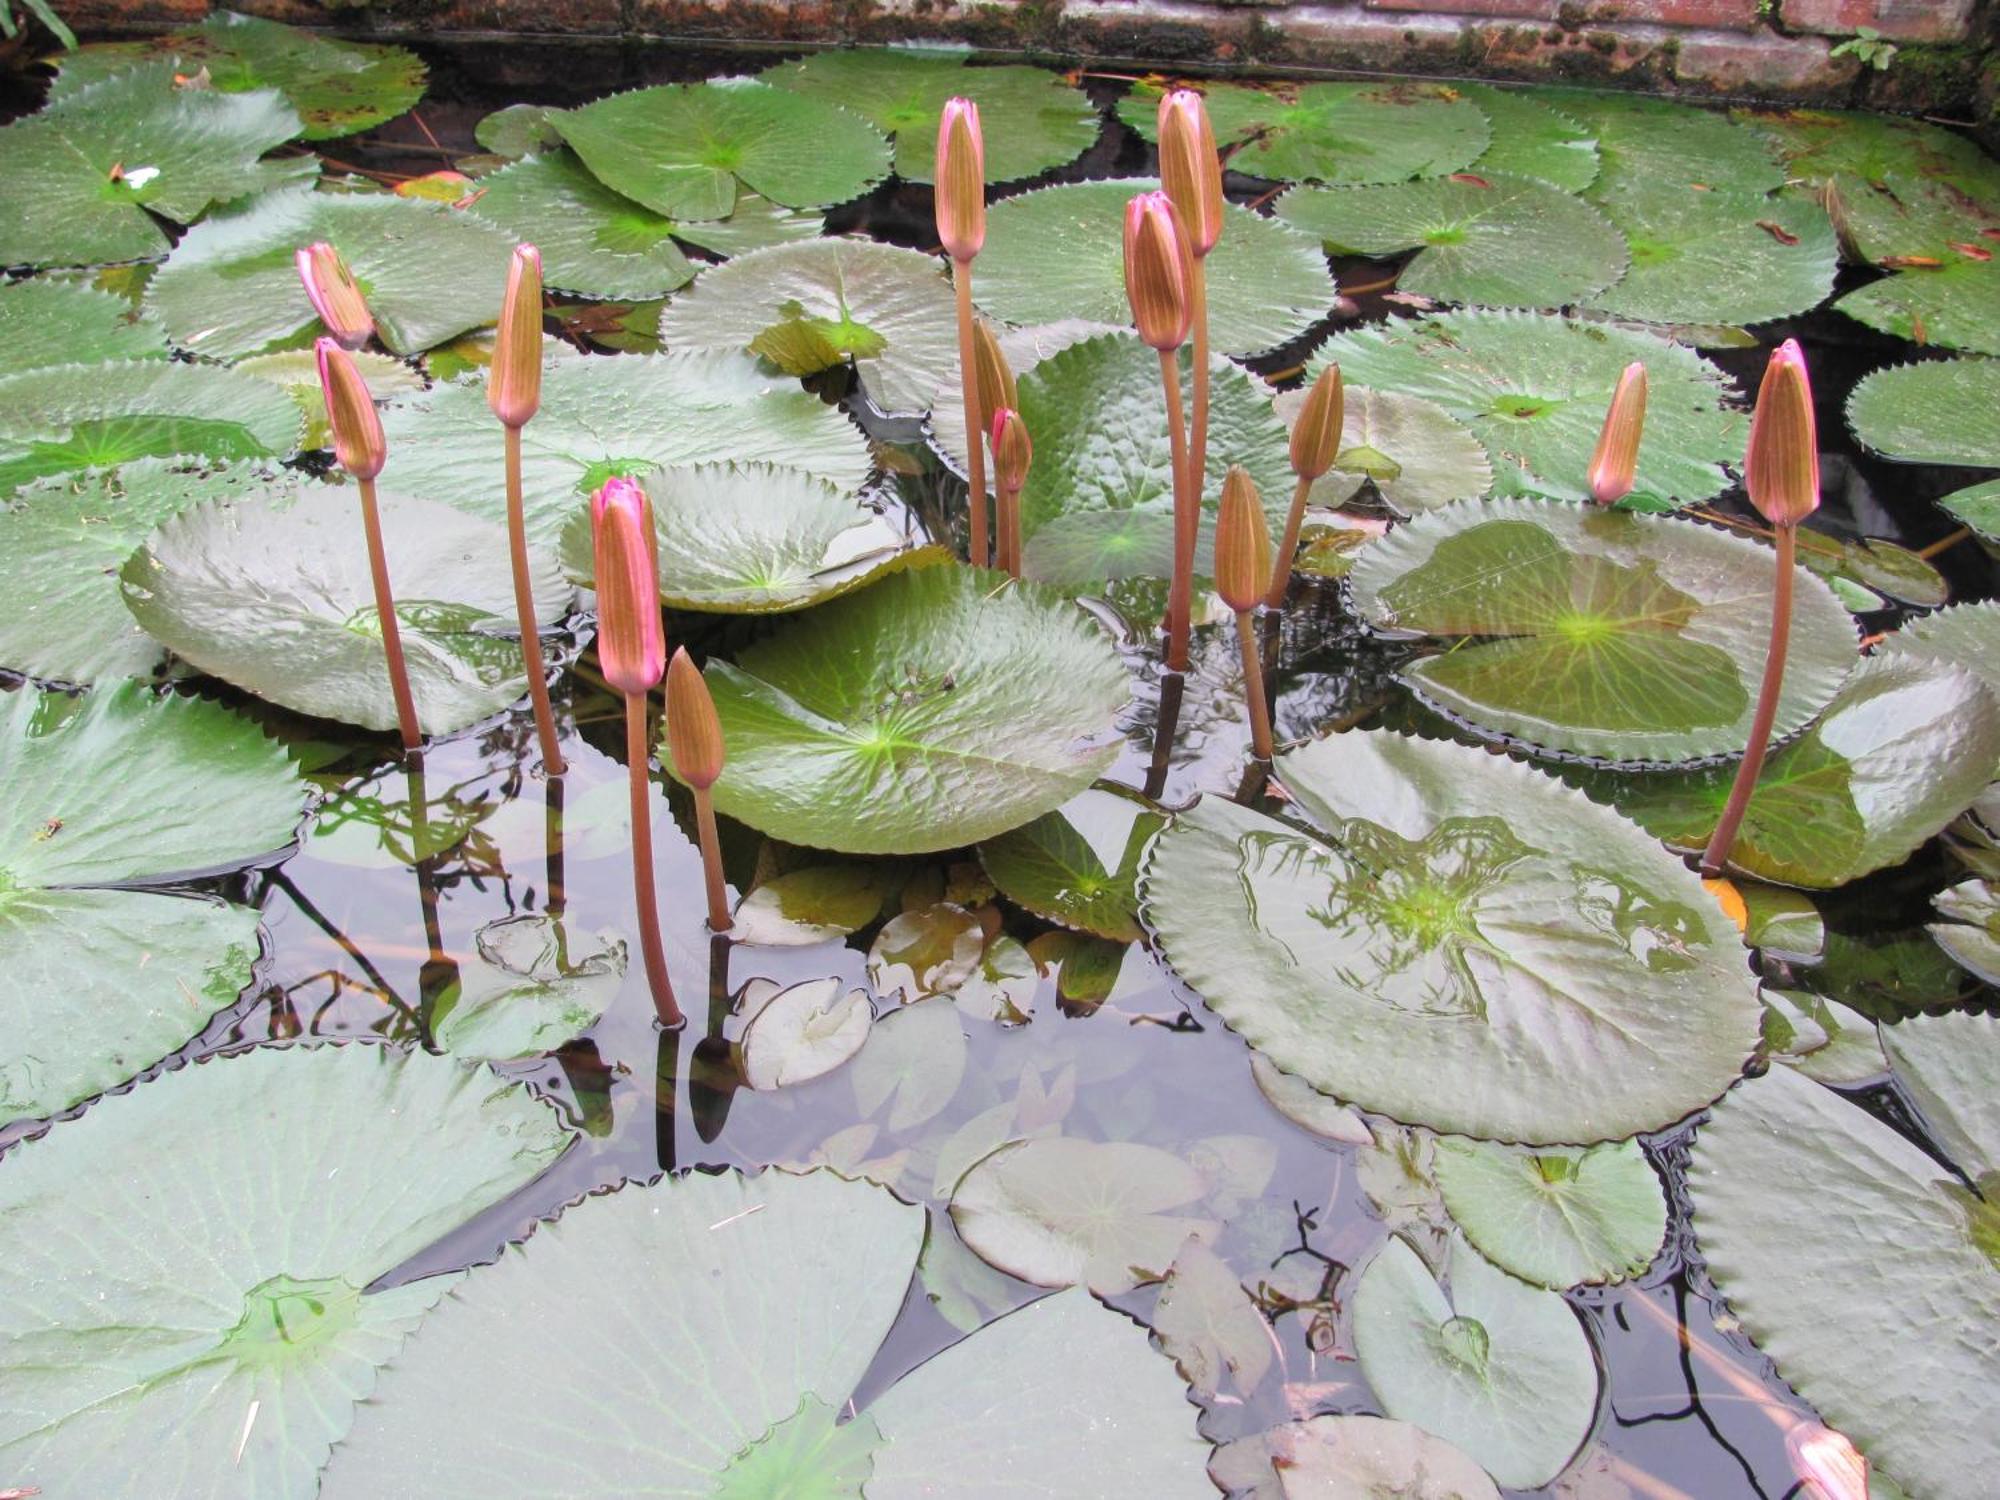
top-left (1140, 730), bottom-right (1763, 1144)
top-left (1460, 83), bottom-right (1598, 193)
top-left (697, 566), bottom-right (1128, 854)
top-left (1586, 181), bottom-right (1837, 327)
top-left (1276, 174), bottom-right (1628, 309)
top-left (1848, 358), bottom-right (2000, 466)
top-left (1275, 384), bottom-right (1492, 517)
top-left (1310, 310), bottom-right (1743, 511)
top-left (1930, 879), bottom-right (2000, 985)
top-left (976, 181), bottom-right (1337, 358)
top-left (0, 1043), bottom-right (571, 1496)
top-left (1432, 1137), bottom-right (1667, 1290)
top-left (1836, 259), bottom-right (2000, 356)
top-left (1545, 87), bottom-right (1785, 199)
top-left (432, 914), bottom-right (626, 1062)
top-left (0, 277), bottom-right (166, 376)
top-left (321, 1169), bottom-right (1213, 1497)
top-left (1347, 498), bottom-right (1857, 763)
top-left (121, 488), bottom-right (572, 736)
top-left (978, 786), bottom-right (1162, 942)
top-left (738, 976), bottom-right (874, 1089)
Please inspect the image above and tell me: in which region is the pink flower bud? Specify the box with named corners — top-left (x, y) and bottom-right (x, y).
top-left (1745, 339), bottom-right (1820, 528)
top-left (934, 97), bottom-right (985, 264)
top-left (591, 477), bottom-right (665, 696)
top-left (296, 241), bottom-right (373, 351)
top-left (1587, 361), bottom-right (1648, 506)
top-left (1786, 1423), bottom-right (1868, 1500)
top-left (314, 337), bottom-right (385, 481)
top-left (487, 244), bottom-right (544, 429)
top-left (990, 405), bottom-right (1032, 494)
top-left (1157, 89), bottom-right (1224, 258)
top-left (1123, 191), bottom-right (1193, 353)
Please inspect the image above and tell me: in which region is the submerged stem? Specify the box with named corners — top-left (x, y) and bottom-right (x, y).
top-left (1701, 524), bottom-right (1797, 877)
top-left (625, 690), bottom-right (682, 1028)
top-left (506, 424), bottom-right (565, 773)
top-left (953, 265), bottom-right (989, 569)
top-left (1160, 349), bottom-right (1194, 672)
top-left (1235, 610), bottom-right (1274, 761)
top-left (1266, 474), bottom-right (1315, 611)
top-left (693, 784), bottom-right (731, 932)
top-left (357, 476), bottom-right (421, 752)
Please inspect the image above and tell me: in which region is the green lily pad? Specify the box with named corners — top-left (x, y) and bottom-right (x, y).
top-left (1277, 385), bottom-right (1492, 517)
top-left (1586, 181), bottom-right (1837, 327)
top-left (1930, 879), bottom-right (2000, 984)
top-left (0, 277), bottom-right (167, 375)
top-left (474, 103), bottom-right (564, 158)
top-left (50, 12), bottom-right (426, 140)
top-left (0, 358), bottom-right (302, 496)
top-left (322, 1170), bottom-right (1212, 1498)
top-left (696, 567), bottom-right (1127, 855)
top-left (976, 181), bottom-right (1337, 358)
top-left (145, 185), bottom-right (518, 358)
top-left (1836, 258), bottom-right (2000, 356)
top-left (1432, 1137), bottom-right (1667, 1290)
top-left (1276, 174), bottom-right (1627, 309)
top-left (978, 786), bottom-right (1161, 942)
top-left (1250, 1054), bottom-right (1372, 1146)
top-left (1139, 730), bottom-right (1762, 1143)
top-left (0, 1043), bottom-right (571, 1496)
top-left (1461, 83), bottom-right (1598, 193)
top-left (851, 994), bottom-right (967, 1130)
top-left (1847, 357), bottom-right (2000, 466)
top-left (1744, 105), bottom-right (2000, 207)
top-left (233, 346), bottom-right (425, 451)
top-left (1352, 1233), bottom-right (1597, 1491)
top-left (1760, 988), bottom-right (1886, 1085)
top-left (0, 61), bottom-right (309, 269)
top-left (381, 349), bottom-right (872, 551)
top-left (1690, 1017), bottom-right (2000, 1500)
top-left (868, 902), bottom-right (986, 1002)
top-left (121, 488), bottom-right (572, 736)
top-left (1878, 600), bottom-right (2000, 699)
top-left (1216, 1415), bottom-right (1500, 1500)
top-left (760, 47), bottom-right (1099, 184)
top-left (432, 914), bottom-right (626, 1062)
top-left (1346, 498), bottom-right (1857, 763)
top-left (1823, 171), bottom-right (2000, 265)
top-left (1794, 531), bottom-right (1947, 611)
top-left (1735, 881), bottom-right (1826, 964)
top-left (1309, 310), bottom-right (1743, 511)
top-left (732, 865), bottom-right (894, 945)
top-left (1940, 478), bottom-right (2000, 541)
top-left (1544, 88), bottom-right (1785, 198)
top-left (738, 976), bottom-right (874, 1090)
top-left (552, 80), bottom-right (890, 220)
top-left (660, 239), bottom-right (956, 416)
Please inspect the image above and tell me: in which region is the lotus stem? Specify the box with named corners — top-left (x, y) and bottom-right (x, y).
top-left (356, 476), bottom-right (421, 752)
top-left (1266, 474), bottom-right (1314, 612)
top-left (1188, 257), bottom-right (1211, 504)
top-left (624, 689), bottom-right (682, 1029)
top-left (1235, 610), bottom-right (1274, 761)
top-left (999, 484), bottom-right (1023, 579)
top-left (953, 267), bottom-right (990, 569)
top-left (1159, 349), bottom-right (1194, 671)
top-left (692, 784), bottom-right (730, 932)
top-left (1701, 524), bottom-right (1796, 878)
top-left (505, 425), bottom-right (565, 773)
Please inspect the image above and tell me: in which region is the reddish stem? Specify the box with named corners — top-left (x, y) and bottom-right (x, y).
top-left (1236, 610), bottom-right (1274, 760)
top-left (693, 784), bottom-right (731, 932)
top-left (1188, 257), bottom-right (1212, 506)
top-left (1160, 349), bottom-right (1194, 671)
top-left (625, 691), bottom-right (682, 1028)
top-left (953, 265), bottom-right (989, 568)
top-left (1266, 474), bottom-right (1315, 611)
top-left (506, 425), bottom-right (565, 773)
top-left (1701, 525), bottom-right (1796, 877)
top-left (357, 476), bottom-right (421, 752)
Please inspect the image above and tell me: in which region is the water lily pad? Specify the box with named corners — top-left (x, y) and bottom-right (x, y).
top-left (0, 1042), bottom-right (570, 1496)
top-left (1586, 181), bottom-right (1837, 327)
top-left (1878, 600), bottom-right (2000, 698)
top-left (553, 80), bottom-right (890, 220)
top-left (1461, 84), bottom-right (1598, 193)
top-left (1347, 498), bottom-right (1856, 763)
top-left (1140, 730), bottom-right (1762, 1143)
top-left (0, 62), bottom-right (309, 269)
top-left (475, 103), bottom-right (563, 158)
top-left (234, 346), bottom-right (425, 451)
top-left (432, 914), bottom-right (626, 1062)
top-left (1930, 879), bottom-right (2000, 984)
top-left (1432, 1137), bottom-right (1667, 1290)
top-left (760, 48), bottom-right (1098, 184)
top-left (697, 567), bottom-right (1127, 854)
top-left (738, 976), bottom-right (874, 1089)
top-left (1153, 1235), bottom-right (1274, 1398)
top-left (1226, 1415), bottom-right (1501, 1500)
top-left (1847, 357), bottom-right (2000, 466)
top-left (660, 239), bottom-right (956, 416)
top-left (851, 994), bottom-right (966, 1130)
top-left (1277, 385), bottom-right (1491, 517)
top-left (1310, 310), bottom-right (1742, 510)
top-left (0, 277), bottom-right (166, 375)
top-left (321, 1170), bottom-right (1211, 1498)
top-left (1760, 988), bottom-right (1886, 1085)
top-left (869, 902), bottom-right (986, 1001)
top-left (1939, 478), bottom-right (2000, 541)
top-left (1836, 258), bottom-right (2000, 356)
top-left (732, 865), bottom-right (892, 945)
top-left (1690, 1019), bottom-right (2000, 1500)
top-left (1545, 88), bottom-right (1785, 198)
top-left (1824, 170), bottom-right (2000, 265)
top-left (1250, 1054), bottom-right (1371, 1145)
top-left (1276, 174), bottom-right (1627, 309)
top-left (1745, 105), bottom-right (2000, 207)
top-left (121, 488), bottom-right (571, 736)
top-left (976, 181), bottom-right (1337, 358)
top-left (1352, 1233), bottom-right (1597, 1490)
top-left (978, 786), bottom-right (1161, 941)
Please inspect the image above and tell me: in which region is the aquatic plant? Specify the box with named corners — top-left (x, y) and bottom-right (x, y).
top-left (295, 240), bottom-right (373, 350)
top-left (663, 645), bottom-right (729, 931)
top-left (1157, 89), bottom-right (1224, 537)
top-left (1587, 361), bottom-right (1648, 506)
top-left (937, 96), bottom-right (990, 566)
top-left (1268, 361), bottom-right (1342, 607)
top-left (1122, 190), bottom-right (1197, 668)
top-left (990, 404), bottom-right (1032, 580)
top-left (1214, 465), bottom-right (1274, 759)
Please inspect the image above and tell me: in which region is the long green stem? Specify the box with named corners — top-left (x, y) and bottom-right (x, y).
top-left (625, 691), bottom-right (682, 1028)
top-left (358, 476), bottom-right (421, 752)
top-left (1235, 610), bottom-right (1274, 760)
top-left (1188, 256), bottom-right (1211, 501)
top-left (1702, 525), bottom-right (1796, 877)
top-left (1266, 474), bottom-right (1315, 611)
top-left (953, 264), bottom-right (989, 568)
top-left (693, 784), bottom-right (730, 932)
top-left (506, 424), bottom-right (565, 773)
top-left (1160, 349), bottom-right (1194, 671)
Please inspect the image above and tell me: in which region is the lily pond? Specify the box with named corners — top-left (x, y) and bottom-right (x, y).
top-left (3, 19), bottom-right (2000, 1499)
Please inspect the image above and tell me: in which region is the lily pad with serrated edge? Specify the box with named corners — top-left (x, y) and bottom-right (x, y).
top-left (1823, 171), bottom-right (2000, 266)
top-left (1930, 879), bottom-right (2000, 984)
top-left (976, 181), bottom-right (1336, 358)
top-left (1461, 83), bottom-right (1598, 193)
top-left (0, 1043), bottom-right (571, 1497)
top-left (1690, 1015), bottom-right (2000, 1500)
top-left (978, 785), bottom-right (1161, 942)
top-left (432, 914), bottom-right (626, 1063)
top-left (1309, 310), bottom-right (1743, 511)
top-left (1743, 105), bottom-right (2000, 207)
top-left (1836, 259), bottom-right (2000, 357)
top-left (1433, 1137), bottom-right (1667, 1290)
top-left (1880, 600), bottom-right (2000, 699)
top-left (1541, 87), bottom-right (1785, 199)
top-left (1939, 478), bottom-right (2000, 541)
top-left (1347, 498), bottom-right (1856, 764)
top-left (0, 277), bottom-right (166, 376)
top-left (1275, 384), bottom-right (1491, 517)
top-left (1760, 988), bottom-right (1886, 1086)
top-left (1140, 730), bottom-right (1763, 1144)
top-left (1586, 181), bottom-right (1837, 327)
top-left (1848, 358), bottom-right (2000, 467)
top-left (1276, 174), bottom-right (1628, 310)
top-left (121, 489), bottom-right (571, 736)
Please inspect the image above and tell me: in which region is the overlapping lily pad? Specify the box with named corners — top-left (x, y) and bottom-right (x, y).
top-left (1586, 181), bottom-right (1837, 327)
top-left (1461, 83), bottom-right (1598, 193)
top-left (0, 278), bottom-right (167, 375)
top-left (1545, 88), bottom-right (1785, 198)
top-left (0, 1043), bottom-right (571, 1496)
top-left (432, 915), bottom-right (626, 1062)
top-left (1432, 1137), bottom-right (1667, 1289)
top-left (1939, 479), bottom-right (2000, 542)
top-left (320, 1170), bottom-right (1213, 1497)
top-left (1930, 880), bottom-right (2000, 984)
top-left (1879, 600), bottom-right (2000, 697)
top-left (1347, 498), bottom-right (1857, 763)
top-left (1140, 731), bottom-right (1763, 1143)
top-left (1837, 258), bottom-right (2000, 356)
top-left (697, 566), bottom-right (1128, 853)
top-left (1746, 105), bottom-right (2000, 207)
top-left (978, 786), bottom-right (1161, 941)
top-left (1848, 358), bottom-right (2000, 465)
top-left (1276, 385), bottom-right (1491, 517)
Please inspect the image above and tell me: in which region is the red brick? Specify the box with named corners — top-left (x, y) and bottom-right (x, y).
top-left (1780, 0), bottom-right (1974, 42)
top-left (1363, 0), bottom-right (1559, 19)
top-left (1597, 0), bottom-right (1761, 28)
top-left (1675, 28), bottom-right (1861, 92)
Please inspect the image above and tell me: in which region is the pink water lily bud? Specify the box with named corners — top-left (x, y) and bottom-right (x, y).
top-left (1588, 361), bottom-right (1648, 506)
top-left (1290, 363), bottom-right (1345, 481)
top-left (664, 647), bottom-right (725, 791)
top-left (295, 241), bottom-right (373, 351)
top-left (1157, 89), bottom-right (1224, 258)
top-left (314, 337), bottom-right (385, 481)
top-left (990, 405), bottom-right (1032, 494)
top-left (934, 97), bottom-right (985, 264)
top-left (1745, 339), bottom-right (1820, 528)
top-left (487, 244), bottom-right (544, 429)
top-left (1123, 191), bottom-right (1193, 352)
top-left (591, 477), bottom-right (665, 696)
top-left (1786, 1423), bottom-right (1868, 1500)
top-left (1214, 465), bottom-right (1271, 614)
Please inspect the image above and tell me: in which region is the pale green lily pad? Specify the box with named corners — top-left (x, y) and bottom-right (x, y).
top-left (1432, 1137), bottom-right (1667, 1290)
top-left (759, 48), bottom-right (1098, 184)
top-left (145, 185), bottom-right (517, 358)
top-left (732, 865), bottom-right (892, 945)
top-left (1250, 1054), bottom-right (1372, 1146)
top-left (0, 1043), bottom-right (571, 1497)
top-left (1940, 478), bottom-right (2000, 541)
top-left (1929, 879), bottom-right (2000, 984)
top-left (976, 182), bottom-right (1337, 358)
top-left (1153, 1236), bottom-right (1273, 1399)
top-left (1545, 88), bottom-right (1785, 198)
top-left (1140, 730), bottom-right (1762, 1144)
top-left (1847, 358), bottom-right (2000, 467)
top-left (475, 103), bottom-right (563, 158)
top-left (738, 976), bottom-right (874, 1089)
top-left (956, 935), bottom-right (1038, 1026)
top-left (1347, 498), bottom-right (1857, 763)
top-left (432, 914), bottom-right (626, 1062)
top-left (1276, 385), bottom-right (1492, 517)
top-left (851, 994), bottom-right (966, 1130)
top-left (233, 347), bottom-right (425, 451)
top-left (553, 81), bottom-right (890, 220)
top-left (1462, 83), bottom-right (1598, 193)
top-left (1795, 532), bottom-right (1947, 612)
top-left (0, 277), bottom-right (166, 375)
top-left (1760, 988), bottom-right (1887, 1085)
top-left (1690, 1019), bottom-right (2000, 1500)
top-left (978, 786), bottom-right (1161, 942)
top-left (660, 238), bottom-right (956, 416)
top-left (1221, 1415), bottom-right (1501, 1500)
top-left (697, 567), bottom-right (1127, 854)
top-left (1837, 259), bottom-right (2000, 356)
top-left (1310, 310), bottom-right (1743, 510)
top-left (1878, 600), bottom-right (2000, 699)
top-left (121, 489), bottom-right (571, 736)
top-left (868, 902), bottom-right (986, 1002)
top-left (1822, 170), bottom-right (2000, 264)
top-left (321, 1171), bottom-right (1211, 1498)
top-left (1586, 181), bottom-right (1837, 327)
top-left (1276, 174), bottom-right (1627, 309)
top-left (1736, 881), bottom-right (1826, 964)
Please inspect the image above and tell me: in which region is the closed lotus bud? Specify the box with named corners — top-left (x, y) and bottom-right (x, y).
top-left (1786, 1424), bottom-right (1867, 1500)
top-left (314, 337), bottom-right (385, 481)
top-left (970, 316), bottom-right (1017, 422)
top-left (1745, 339), bottom-right (1820, 528)
top-left (1214, 465), bottom-right (1270, 613)
top-left (1123, 191), bottom-right (1193, 352)
top-left (591, 477), bottom-right (665, 696)
top-left (1157, 89), bottom-right (1224, 258)
top-left (295, 241), bottom-right (373, 351)
top-left (487, 244), bottom-right (544, 429)
top-left (935, 97), bottom-right (985, 264)
top-left (1290, 363), bottom-right (1345, 481)
top-left (990, 406), bottom-right (1032, 493)
top-left (1587, 361), bottom-right (1648, 506)
top-left (664, 647), bottom-right (725, 790)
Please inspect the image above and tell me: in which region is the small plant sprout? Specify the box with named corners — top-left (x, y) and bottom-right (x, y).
top-left (315, 337), bottom-right (420, 752)
top-left (1702, 339), bottom-right (1820, 879)
top-left (489, 244), bottom-right (565, 774)
top-left (990, 405), bottom-right (1032, 579)
top-left (1215, 465), bottom-right (1275, 761)
top-left (295, 242), bottom-right (374, 351)
top-left (664, 647), bottom-right (730, 932)
top-left (1588, 361), bottom-right (1649, 506)
top-left (1268, 362), bottom-right (1343, 609)
top-left (591, 476), bottom-right (683, 1029)
top-left (1123, 190), bottom-right (1197, 670)
top-left (936, 97), bottom-right (991, 568)
top-left (1158, 89), bottom-right (1225, 519)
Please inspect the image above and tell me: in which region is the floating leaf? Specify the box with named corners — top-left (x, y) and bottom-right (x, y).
top-left (1847, 357), bottom-right (2000, 466)
top-left (1760, 988), bottom-right (1886, 1085)
top-left (1745, 104), bottom-right (2000, 207)
top-left (474, 103), bottom-right (563, 158)
top-left (1940, 478), bottom-right (2000, 542)
top-left (738, 976), bottom-right (874, 1089)
top-left (1878, 600), bottom-right (2000, 699)
top-left (868, 902), bottom-right (986, 1001)
top-left (1153, 1236), bottom-right (1274, 1399)
top-left (1836, 258), bottom-right (2000, 356)
top-left (1586, 181), bottom-right (1837, 327)
top-left (1823, 170), bottom-right (2000, 265)
top-left (979, 786), bottom-right (1161, 941)
top-left (851, 994), bottom-right (966, 1131)
top-left (1276, 385), bottom-right (1491, 517)
top-left (732, 865), bottom-right (891, 945)
top-left (1250, 1054), bottom-right (1371, 1146)
top-left (0, 277), bottom-right (166, 375)
top-left (1546, 87), bottom-right (1785, 198)
top-left (234, 346), bottom-right (425, 450)
top-left (1795, 531), bottom-right (1947, 611)
top-left (432, 914), bottom-right (626, 1062)
top-left (955, 934), bottom-right (1038, 1026)
top-left (1461, 83), bottom-right (1598, 193)
top-left (1432, 1138), bottom-right (1667, 1290)
top-left (1930, 880), bottom-right (2000, 984)
top-left (1221, 1415), bottom-right (1501, 1500)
